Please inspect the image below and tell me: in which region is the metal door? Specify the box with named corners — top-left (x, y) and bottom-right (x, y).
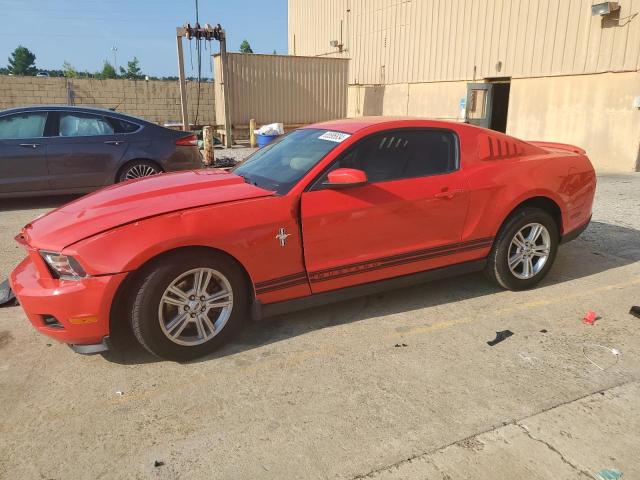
top-left (465, 83), bottom-right (493, 129)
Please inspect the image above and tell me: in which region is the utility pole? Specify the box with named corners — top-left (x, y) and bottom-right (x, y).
top-left (175, 28), bottom-right (190, 131)
top-left (110, 46), bottom-right (118, 71)
top-left (175, 23), bottom-right (226, 135)
top-left (218, 28), bottom-right (233, 147)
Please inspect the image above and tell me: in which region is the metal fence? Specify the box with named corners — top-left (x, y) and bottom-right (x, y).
top-left (213, 53), bottom-right (349, 137)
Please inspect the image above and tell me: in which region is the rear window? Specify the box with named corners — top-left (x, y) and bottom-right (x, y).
top-left (107, 117), bottom-right (140, 133)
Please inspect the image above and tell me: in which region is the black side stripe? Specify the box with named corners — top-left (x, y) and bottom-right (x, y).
top-left (309, 237), bottom-right (494, 277)
top-left (256, 277), bottom-right (308, 294)
top-left (254, 237), bottom-right (494, 293)
top-left (255, 272), bottom-right (307, 289)
top-left (309, 240), bottom-right (493, 283)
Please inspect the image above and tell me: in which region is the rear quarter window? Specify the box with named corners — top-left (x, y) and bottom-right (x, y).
top-left (107, 117), bottom-right (141, 134)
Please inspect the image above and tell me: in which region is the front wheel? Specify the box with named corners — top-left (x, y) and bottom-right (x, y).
top-left (485, 207), bottom-right (559, 290)
top-left (129, 250), bottom-right (249, 361)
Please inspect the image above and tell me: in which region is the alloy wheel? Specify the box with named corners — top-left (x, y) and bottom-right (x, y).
top-left (124, 164), bottom-right (159, 180)
top-left (507, 223), bottom-right (551, 280)
top-left (158, 268), bottom-right (234, 346)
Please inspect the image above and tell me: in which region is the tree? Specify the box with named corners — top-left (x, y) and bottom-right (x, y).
top-left (119, 57), bottom-right (143, 79)
top-left (99, 60), bottom-right (118, 79)
top-left (7, 46), bottom-right (37, 76)
top-left (62, 61), bottom-right (78, 78)
top-left (239, 40), bottom-right (253, 54)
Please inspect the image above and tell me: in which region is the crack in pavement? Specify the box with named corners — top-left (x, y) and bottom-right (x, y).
top-left (516, 423), bottom-right (595, 479)
top-left (351, 380), bottom-right (638, 479)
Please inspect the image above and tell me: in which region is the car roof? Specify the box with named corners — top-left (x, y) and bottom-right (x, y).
top-left (306, 116), bottom-right (466, 134)
top-left (0, 105), bottom-right (155, 125)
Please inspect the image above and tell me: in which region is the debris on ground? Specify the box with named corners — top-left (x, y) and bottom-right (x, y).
top-left (582, 310), bottom-right (599, 325)
top-left (629, 306), bottom-right (640, 319)
top-left (0, 279), bottom-right (18, 307)
top-left (394, 343), bottom-right (408, 348)
top-left (487, 330), bottom-right (513, 346)
top-left (582, 344), bottom-right (621, 371)
top-left (154, 460), bottom-right (165, 468)
top-left (597, 468), bottom-right (623, 480)
top-left (213, 157), bottom-right (238, 168)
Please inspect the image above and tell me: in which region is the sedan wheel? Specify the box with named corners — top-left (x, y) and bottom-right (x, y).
top-left (118, 161), bottom-right (161, 182)
top-left (129, 250), bottom-right (248, 361)
top-left (159, 268), bottom-right (234, 346)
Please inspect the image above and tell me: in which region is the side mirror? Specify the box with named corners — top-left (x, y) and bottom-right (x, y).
top-left (324, 168), bottom-right (368, 188)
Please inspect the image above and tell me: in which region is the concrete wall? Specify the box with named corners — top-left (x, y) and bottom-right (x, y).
top-left (0, 76), bottom-right (215, 126)
top-left (348, 72), bottom-right (640, 172)
top-left (507, 72), bottom-right (640, 172)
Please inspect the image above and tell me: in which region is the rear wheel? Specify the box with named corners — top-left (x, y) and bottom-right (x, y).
top-left (485, 207), bottom-right (559, 290)
top-left (118, 160), bottom-right (161, 182)
top-left (129, 250), bottom-right (248, 361)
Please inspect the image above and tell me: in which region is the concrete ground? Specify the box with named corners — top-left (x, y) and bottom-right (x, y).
top-left (0, 174), bottom-right (639, 480)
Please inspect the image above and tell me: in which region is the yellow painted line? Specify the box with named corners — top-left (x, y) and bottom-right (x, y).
top-left (384, 276), bottom-right (640, 340)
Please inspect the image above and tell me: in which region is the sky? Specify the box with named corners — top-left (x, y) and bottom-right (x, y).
top-left (0, 0), bottom-right (288, 77)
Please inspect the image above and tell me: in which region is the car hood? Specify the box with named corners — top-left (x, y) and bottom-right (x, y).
top-left (21, 169), bottom-right (274, 251)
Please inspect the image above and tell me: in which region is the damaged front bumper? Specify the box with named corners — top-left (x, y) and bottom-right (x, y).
top-left (10, 255), bottom-right (126, 349)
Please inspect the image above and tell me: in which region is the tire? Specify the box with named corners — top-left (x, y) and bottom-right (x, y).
top-left (129, 250), bottom-right (249, 361)
top-left (485, 207), bottom-right (559, 291)
top-left (117, 160), bottom-right (162, 182)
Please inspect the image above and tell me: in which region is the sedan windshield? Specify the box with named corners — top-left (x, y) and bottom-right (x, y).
top-left (233, 128), bottom-right (347, 194)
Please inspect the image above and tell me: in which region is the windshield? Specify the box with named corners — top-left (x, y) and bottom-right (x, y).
top-left (233, 128), bottom-right (348, 194)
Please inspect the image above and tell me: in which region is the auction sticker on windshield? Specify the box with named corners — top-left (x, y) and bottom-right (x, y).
top-left (318, 131), bottom-right (351, 143)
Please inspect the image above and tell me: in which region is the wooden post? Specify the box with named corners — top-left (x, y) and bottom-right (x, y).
top-left (249, 118), bottom-right (257, 148)
top-left (176, 28), bottom-right (189, 131)
top-left (219, 29), bottom-right (233, 148)
top-left (202, 126), bottom-right (215, 166)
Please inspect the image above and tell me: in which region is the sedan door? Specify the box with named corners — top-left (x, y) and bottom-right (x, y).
top-left (301, 128), bottom-right (475, 293)
top-left (46, 111), bottom-right (129, 190)
top-left (0, 111), bottom-right (50, 194)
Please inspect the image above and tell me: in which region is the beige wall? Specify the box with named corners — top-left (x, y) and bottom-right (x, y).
top-left (214, 53), bottom-right (349, 131)
top-left (0, 76), bottom-right (215, 126)
top-left (348, 81), bottom-right (469, 120)
top-left (348, 72), bottom-right (640, 172)
top-left (290, 0), bottom-right (640, 85)
top-left (507, 72), bottom-right (640, 172)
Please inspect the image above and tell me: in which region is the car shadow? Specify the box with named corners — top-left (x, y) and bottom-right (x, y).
top-left (101, 220), bottom-right (640, 365)
top-left (0, 195), bottom-right (83, 212)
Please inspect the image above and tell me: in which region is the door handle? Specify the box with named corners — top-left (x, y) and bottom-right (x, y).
top-left (434, 188), bottom-right (465, 200)
top-left (19, 143), bottom-right (40, 149)
top-left (104, 140), bottom-right (125, 146)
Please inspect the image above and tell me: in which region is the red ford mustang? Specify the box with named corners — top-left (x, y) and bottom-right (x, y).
top-left (10, 118), bottom-right (596, 360)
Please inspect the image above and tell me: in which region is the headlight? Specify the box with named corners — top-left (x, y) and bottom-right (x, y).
top-left (40, 251), bottom-right (87, 279)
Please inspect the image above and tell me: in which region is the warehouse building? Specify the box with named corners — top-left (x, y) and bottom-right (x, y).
top-left (288, 0), bottom-right (640, 171)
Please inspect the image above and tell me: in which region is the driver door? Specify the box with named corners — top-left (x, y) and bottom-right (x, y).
top-left (300, 128), bottom-right (472, 293)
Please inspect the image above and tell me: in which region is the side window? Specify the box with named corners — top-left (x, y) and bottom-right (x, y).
top-left (59, 113), bottom-right (115, 137)
top-left (106, 117), bottom-right (140, 133)
top-left (321, 129), bottom-right (458, 185)
top-left (0, 112), bottom-right (47, 139)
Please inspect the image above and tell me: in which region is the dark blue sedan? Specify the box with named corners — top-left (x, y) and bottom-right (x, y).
top-left (0, 105), bottom-right (203, 198)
